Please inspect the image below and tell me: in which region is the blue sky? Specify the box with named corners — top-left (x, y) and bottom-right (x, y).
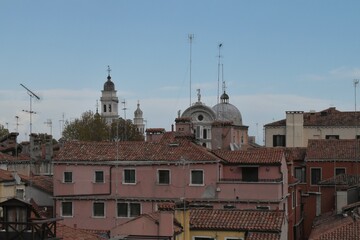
top-left (1, 1), bottom-right (360, 143)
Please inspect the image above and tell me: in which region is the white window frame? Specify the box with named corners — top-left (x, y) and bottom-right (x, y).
top-left (123, 168), bottom-right (136, 184)
top-left (157, 169), bottom-right (171, 185)
top-left (94, 170), bottom-right (105, 183)
top-left (61, 201), bottom-right (73, 217)
top-left (93, 201), bottom-right (105, 218)
top-left (117, 202), bottom-right (141, 218)
top-left (63, 171), bottom-right (73, 183)
top-left (190, 169), bottom-right (204, 186)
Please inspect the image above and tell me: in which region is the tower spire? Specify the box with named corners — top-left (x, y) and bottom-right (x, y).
top-left (107, 65), bottom-right (112, 77)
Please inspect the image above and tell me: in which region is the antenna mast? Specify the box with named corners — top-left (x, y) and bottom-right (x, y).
top-left (20, 83), bottom-right (40, 134)
top-left (122, 99), bottom-right (127, 140)
top-left (217, 43), bottom-right (223, 104)
top-left (188, 34), bottom-right (194, 106)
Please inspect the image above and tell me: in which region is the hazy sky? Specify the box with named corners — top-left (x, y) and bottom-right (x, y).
top-left (1, 1), bottom-right (360, 143)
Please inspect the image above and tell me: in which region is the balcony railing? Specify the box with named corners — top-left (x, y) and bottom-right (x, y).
top-left (219, 177), bottom-right (283, 183)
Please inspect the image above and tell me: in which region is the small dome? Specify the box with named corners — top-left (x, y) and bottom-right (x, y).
top-left (134, 103), bottom-right (143, 117)
top-left (212, 101), bottom-right (242, 126)
top-left (220, 92), bottom-right (229, 101)
top-left (104, 75), bottom-right (115, 91)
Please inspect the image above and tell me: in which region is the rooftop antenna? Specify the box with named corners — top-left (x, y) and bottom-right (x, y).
top-left (20, 83), bottom-right (40, 135)
top-left (122, 99), bottom-right (127, 140)
top-left (15, 116), bottom-right (20, 133)
top-left (188, 34), bottom-right (194, 106)
top-left (217, 43), bottom-right (223, 104)
top-left (44, 119), bottom-right (52, 136)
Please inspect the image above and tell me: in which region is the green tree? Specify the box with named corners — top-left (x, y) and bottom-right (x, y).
top-left (0, 124), bottom-right (9, 138)
top-left (62, 111), bottom-right (143, 141)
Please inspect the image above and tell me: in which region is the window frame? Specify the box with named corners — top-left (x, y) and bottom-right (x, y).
top-left (273, 134), bottom-right (286, 147)
top-left (123, 168), bottom-right (136, 184)
top-left (310, 167), bottom-right (322, 185)
top-left (63, 171), bottom-right (73, 183)
top-left (295, 167), bottom-right (306, 183)
top-left (157, 169), bottom-right (170, 185)
top-left (61, 201), bottom-right (73, 217)
top-left (94, 170), bottom-right (105, 183)
top-left (93, 201), bottom-right (105, 218)
top-left (190, 169), bottom-right (204, 186)
top-left (193, 237), bottom-right (215, 240)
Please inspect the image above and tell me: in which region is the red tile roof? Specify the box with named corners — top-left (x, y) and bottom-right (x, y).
top-left (0, 168), bottom-right (15, 182)
top-left (307, 139), bottom-right (360, 161)
top-left (284, 147), bottom-right (307, 162)
top-left (309, 212), bottom-right (360, 240)
top-left (265, 107), bottom-right (359, 127)
top-left (56, 223), bottom-right (107, 240)
top-left (190, 209), bottom-right (284, 232)
top-left (247, 232), bottom-right (281, 240)
top-left (212, 148), bottom-right (285, 165)
top-left (20, 175), bottom-right (53, 194)
top-left (55, 140), bottom-right (219, 163)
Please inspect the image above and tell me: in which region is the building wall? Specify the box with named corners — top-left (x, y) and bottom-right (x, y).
top-left (189, 230), bottom-right (245, 240)
top-left (286, 112), bottom-right (304, 148)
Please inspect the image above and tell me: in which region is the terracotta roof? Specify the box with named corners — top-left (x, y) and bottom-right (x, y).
top-left (212, 148), bottom-right (285, 165)
top-left (0, 168), bottom-right (15, 182)
top-left (284, 147), bottom-right (307, 162)
top-left (247, 232), bottom-right (281, 240)
top-left (20, 175), bottom-right (53, 194)
top-left (145, 128), bottom-right (165, 133)
top-left (309, 212), bottom-right (360, 240)
top-left (190, 209), bottom-right (284, 232)
top-left (56, 223), bottom-right (107, 240)
top-left (265, 107), bottom-right (360, 127)
top-left (0, 152), bottom-right (17, 161)
top-left (318, 174), bottom-right (360, 187)
top-left (54, 140), bottom-right (219, 163)
top-left (307, 139), bottom-right (360, 160)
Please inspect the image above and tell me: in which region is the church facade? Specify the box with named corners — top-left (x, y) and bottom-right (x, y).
top-left (175, 89), bottom-right (249, 150)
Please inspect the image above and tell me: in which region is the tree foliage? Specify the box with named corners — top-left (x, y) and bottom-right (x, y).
top-left (62, 111), bottom-right (144, 142)
top-left (0, 124), bottom-right (9, 138)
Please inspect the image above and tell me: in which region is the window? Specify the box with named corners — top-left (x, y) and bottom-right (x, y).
top-left (273, 135), bottom-right (286, 147)
top-left (117, 202), bottom-right (141, 218)
top-left (335, 168), bottom-right (346, 176)
top-left (191, 170), bottom-right (204, 185)
top-left (311, 168), bottom-right (322, 185)
top-left (203, 129), bottom-right (207, 139)
top-left (194, 237), bottom-right (215, 240)
top-left (256, 206), bottom-right (270, 210)
top-left (242, 167), bottom-right (258, 182)
top-left (326, 135), bottom-right (339, 140)
top-left (295, 167), bottom-right (306, 183)
top-left (292, 191), bottom-right (296, 209)
top-left (95, 171), bottom-right (104, 183)
top-left (61, 202), bottom-right (73, 217)
top-left (16, 189), bottom-right (24, 199)
top-left (123, 169), bottom-right (136, 184)
top-left (158, 169), bottom-right (170, 184)
top-left (103, 104), bottom-right (107, 112)
top-left (225, 238), bottom-right (244, 240)
top-left (109, 104), bottom-right (112, 112)
top-left (63, 171), bottom-right (72, 183)
top-left (197, 114), bottom-right (204, 121)
top-left (93, 202), bottom-right (105, 217)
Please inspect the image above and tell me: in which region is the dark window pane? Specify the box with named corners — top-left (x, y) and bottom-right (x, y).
top-left (64, 172), bottom-right (72, 183)
top-left (158, 170), bottom-right (170, 184)
top-left (62, 202), bottom-right (72, 216)
top-left (93, 202), bottom-right (104, 217)
top-left (130, 203), bottom-right (141, 217)
top-left (95, 171), bottom-right (104, 183)
top-left (117, 203), bottom-right (128, 217)
top-left (191, 170), bottom-right (203, 185)
top-left (124, 169), bottom-right (135, 183)
top-left (242, 167), bottom-right (258, 182)
top-left (311, 168), bottom-right (321, 185)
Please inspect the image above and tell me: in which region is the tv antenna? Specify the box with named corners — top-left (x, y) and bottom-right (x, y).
top-left (188, 34), bottom-right (194, 107)
top-left (44, 119), bottom-right (52, 136)
top-left (20, 83), bottom-right (40, 134)
top-left (217, 43), bottom-right (223, 105)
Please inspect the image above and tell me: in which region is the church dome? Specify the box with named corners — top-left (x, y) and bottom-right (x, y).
top-left (104, 75), bottom-right (115, 91)
top-left (212, 92), bottom-right (242, 126)
top-left (134, 102), bottom-right (143, 117)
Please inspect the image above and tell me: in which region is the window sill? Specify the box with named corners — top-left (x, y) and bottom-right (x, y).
top-left (189, 184), bottom-right (205, 187)
top-left (122, 182), bottom-right (137, 185)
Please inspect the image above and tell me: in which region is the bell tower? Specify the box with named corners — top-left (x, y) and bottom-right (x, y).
top-left (100, 65), bottom-right (119, 124)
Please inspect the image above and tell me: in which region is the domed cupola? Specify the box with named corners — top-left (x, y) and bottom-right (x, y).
top-left (134, 102), bottom-right (143, 118)
top-left (104, 74), bottom-right (115, 91)
top-left (212, 90), bottom-right (243, 126)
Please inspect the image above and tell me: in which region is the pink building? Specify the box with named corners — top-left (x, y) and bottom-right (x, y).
top-left (53, 133), bottom-right (289, 234)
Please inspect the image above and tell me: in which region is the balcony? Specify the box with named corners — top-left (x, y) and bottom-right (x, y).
top-left (219, 177), bottom-right (283, 183)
